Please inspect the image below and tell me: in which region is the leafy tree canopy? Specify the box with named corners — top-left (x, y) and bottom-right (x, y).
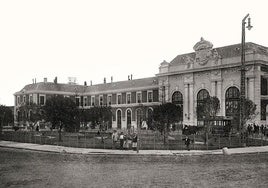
top-left (43, 95), bottom-right (78, 132)
top-left (153, 103), bottom-right (182, 132)
top-left (0, 105), bottom-right (13, 127)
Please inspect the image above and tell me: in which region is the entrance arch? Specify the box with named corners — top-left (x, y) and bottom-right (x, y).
top-left (197, 89), bottom-right (210, 120)
top-left (147, 108), bottom-right (153, 130)
top-left (136, 108), bottom-right (143, 129)
top-left (172, 91), bottom-right (183, 122)
top-left (126, 109), bottom-right (132, 129)
top-left (116, 109), bottom-right (122, 129)
top-left (225, 86), bottom-right (240, 130)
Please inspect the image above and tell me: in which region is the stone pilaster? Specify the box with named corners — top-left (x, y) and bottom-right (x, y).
top-left (189, 83), bottom-right (194, 126)
top-left (183, 84), bottom-right (189, 125)
top-left (248, 77), bottom-right (255, 102)
top-left (217, 81), bottom-right (223, 116)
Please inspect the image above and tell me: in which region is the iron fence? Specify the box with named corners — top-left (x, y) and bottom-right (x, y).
top-left (1, 130), bottom-right (268, 150)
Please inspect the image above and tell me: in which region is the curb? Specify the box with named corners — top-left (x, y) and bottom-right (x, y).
top-left (1, 141), bottom-right (268, 156)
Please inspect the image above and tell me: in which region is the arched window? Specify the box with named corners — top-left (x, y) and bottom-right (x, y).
top-left (17, 111), bottom-right (21, 122)
top-left (117, 110), bottom-right (122, 129)
top-left (147, 108), bottom-right (153, 130)
top-left (197, 89), bottom-right (210, 119)
top-left (136, 108), bottom-right (143, 129)
top-left (172, 91), bottom-right (183, 121)
top-left (225, 87), bottom-right (240, 130)
top-left (126, 109), bottom-right (131, 129)
top-left (172, 91), bottom-right (183, 105)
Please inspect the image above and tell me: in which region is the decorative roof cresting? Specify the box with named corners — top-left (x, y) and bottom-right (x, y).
top-left (193, 37), bottom-right (213, 51)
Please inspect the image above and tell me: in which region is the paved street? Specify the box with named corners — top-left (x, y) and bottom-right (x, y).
top-left (0, 147), bottom-right (268, 188)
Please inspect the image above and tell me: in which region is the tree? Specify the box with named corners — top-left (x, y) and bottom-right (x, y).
top-left (196, 96), bottom-right (220, 144)
top-left (242, 98), bottom-right (257, 130)
top-left (152, 103), bottom-right (182, 144)
top-left (196, 96), bottom-right (220, 120)
top-left (43, 95), bottom-right (78, 141)
top-left (0, 105), bottom-right (13, 132)
top-left (79, 106), bottom-right (112, 130)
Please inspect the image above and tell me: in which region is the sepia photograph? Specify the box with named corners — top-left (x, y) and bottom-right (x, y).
top-left (0, 0), bottom-right (268, 187)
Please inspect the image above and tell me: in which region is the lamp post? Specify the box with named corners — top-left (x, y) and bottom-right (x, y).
top-left (240, 14), bottom-right (252, 132)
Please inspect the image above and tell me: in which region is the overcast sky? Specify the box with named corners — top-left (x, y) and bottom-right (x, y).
top-left (1, 0), bottom-right (268, 106)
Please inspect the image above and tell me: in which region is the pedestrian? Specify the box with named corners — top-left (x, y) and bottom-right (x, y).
top-left (112, 130), bottom-right (118, 149)
top-left (132, 133), bottom-right (138, 151)
top-left (184, 136), bottom-right (191, 151)
top-left (119, 132), bottom-right (124, 150)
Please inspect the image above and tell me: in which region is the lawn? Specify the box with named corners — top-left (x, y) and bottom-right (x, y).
top-left (0, 148), bottom-right (267, 187)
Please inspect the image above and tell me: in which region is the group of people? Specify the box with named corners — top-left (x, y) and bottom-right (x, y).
top-left (112, 130), bottom-right (138, 151)
top-left (247, 123), bottom-right (268, 136)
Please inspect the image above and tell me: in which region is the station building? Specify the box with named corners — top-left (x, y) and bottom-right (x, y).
top-left (14, 38), bottom-right (268, 129)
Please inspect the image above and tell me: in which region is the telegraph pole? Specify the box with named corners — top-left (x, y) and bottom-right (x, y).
top-left (240, 14), bottom-right (252, 132)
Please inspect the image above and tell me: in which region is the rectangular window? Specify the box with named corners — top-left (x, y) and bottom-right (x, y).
top-left (91, 96), bottom-right (95, 106)
top-left (99, 95), bottom-right (103, 106)
top-left (29, 95), bottom-right (33, 104)
top-left (23, 95), bottom-right (26, 103)
top-left (127, 93), bottom-right (131, 104)
top-left (137, 92), bottom-right (142, 103)
top-left (108, 95), bottom-right (112, 106)
top-left (148, 91), bottom-right (153, 102)
top-left (75, 97), bottom-right (80, 106)
top-left (117, 94), bottom-right (121, 104)
top-left (39, 95), bottom-right (45, 105)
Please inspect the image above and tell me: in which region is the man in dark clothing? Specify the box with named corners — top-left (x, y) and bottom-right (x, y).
top-left (132, 133), bottom-right (138, 151)
top-left (185, 136), bottom-right (191, 151)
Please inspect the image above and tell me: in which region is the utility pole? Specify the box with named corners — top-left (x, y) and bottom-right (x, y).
top-left (240, 14), bottom-right (252, 133)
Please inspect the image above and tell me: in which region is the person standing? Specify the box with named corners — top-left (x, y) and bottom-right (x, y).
top-left (119, 132), bottom-right (124, 150)
top-left (112, 130), bottom-right (118, 149)
top-left (132, 133), bottom-right (138, 151)
top-left (185, 136), bottom-right (191, 151)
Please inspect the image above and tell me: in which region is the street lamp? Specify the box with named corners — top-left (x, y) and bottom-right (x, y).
top-left (240, 14), bottom-right (253, 132)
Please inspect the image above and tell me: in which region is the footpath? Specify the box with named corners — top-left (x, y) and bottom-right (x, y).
top-left (0, 140), bottom-right (268, 156)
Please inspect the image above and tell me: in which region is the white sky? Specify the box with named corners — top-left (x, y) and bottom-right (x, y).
top-left (1, 0), bottom-right (268, 106)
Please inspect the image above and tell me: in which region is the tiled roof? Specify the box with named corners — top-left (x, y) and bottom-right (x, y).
top-left (170, 42), bottom-right (268, 65)
top-left (18, 77), bottom-right (159, 94)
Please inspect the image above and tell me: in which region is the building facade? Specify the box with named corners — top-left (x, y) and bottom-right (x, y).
top-left (14, 38), bottom-right (268, 129)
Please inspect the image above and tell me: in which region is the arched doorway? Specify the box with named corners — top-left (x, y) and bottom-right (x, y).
top-left (136, 108), bottom-right (143, 129)
top-left (197, 89), bottom-right (210, 124)
top-left (147, 108), bottom-right (153, 130)
top-left (225, 86), bottom-right (240, 130)
top-left (117, 110), bottom-right (122, 129)
top-left (126, 109), bottom-right (132, 129)
top-left (172, 91), bottom-right (184, 128)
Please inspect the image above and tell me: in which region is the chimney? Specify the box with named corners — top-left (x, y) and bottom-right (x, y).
top-left (104, 77), bottom-right (106, 84)
top-left (84, 81), bottom-right (87, 86)
top-left (90, 80), bottom-right (92, 86)
top-left (54, 77), bottom-right (58, 84)
top-left (35, 78), bottom-right (36, 83)
top-left (131, 74), bottom-right (133, 80)
top-left (128, 75), bottom-right (130, 80)
top-left (44, 78), bottom-right (47, 83)
top-left (111, 76), bottom-right (113, 83)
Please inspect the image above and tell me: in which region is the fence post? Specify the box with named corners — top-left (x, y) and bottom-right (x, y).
top-left (154, 131), bottom-right (155, 150)
top-left (77, 134), bottom-right (79, 148)
top-left (206, 133), bottom-right (209, 150)
top-left (84, 133), bottom-right (86, 148)
top-left (218, 134), bottom-right (220, 149)
top-left (193, 134), bottom-right (195, 150)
